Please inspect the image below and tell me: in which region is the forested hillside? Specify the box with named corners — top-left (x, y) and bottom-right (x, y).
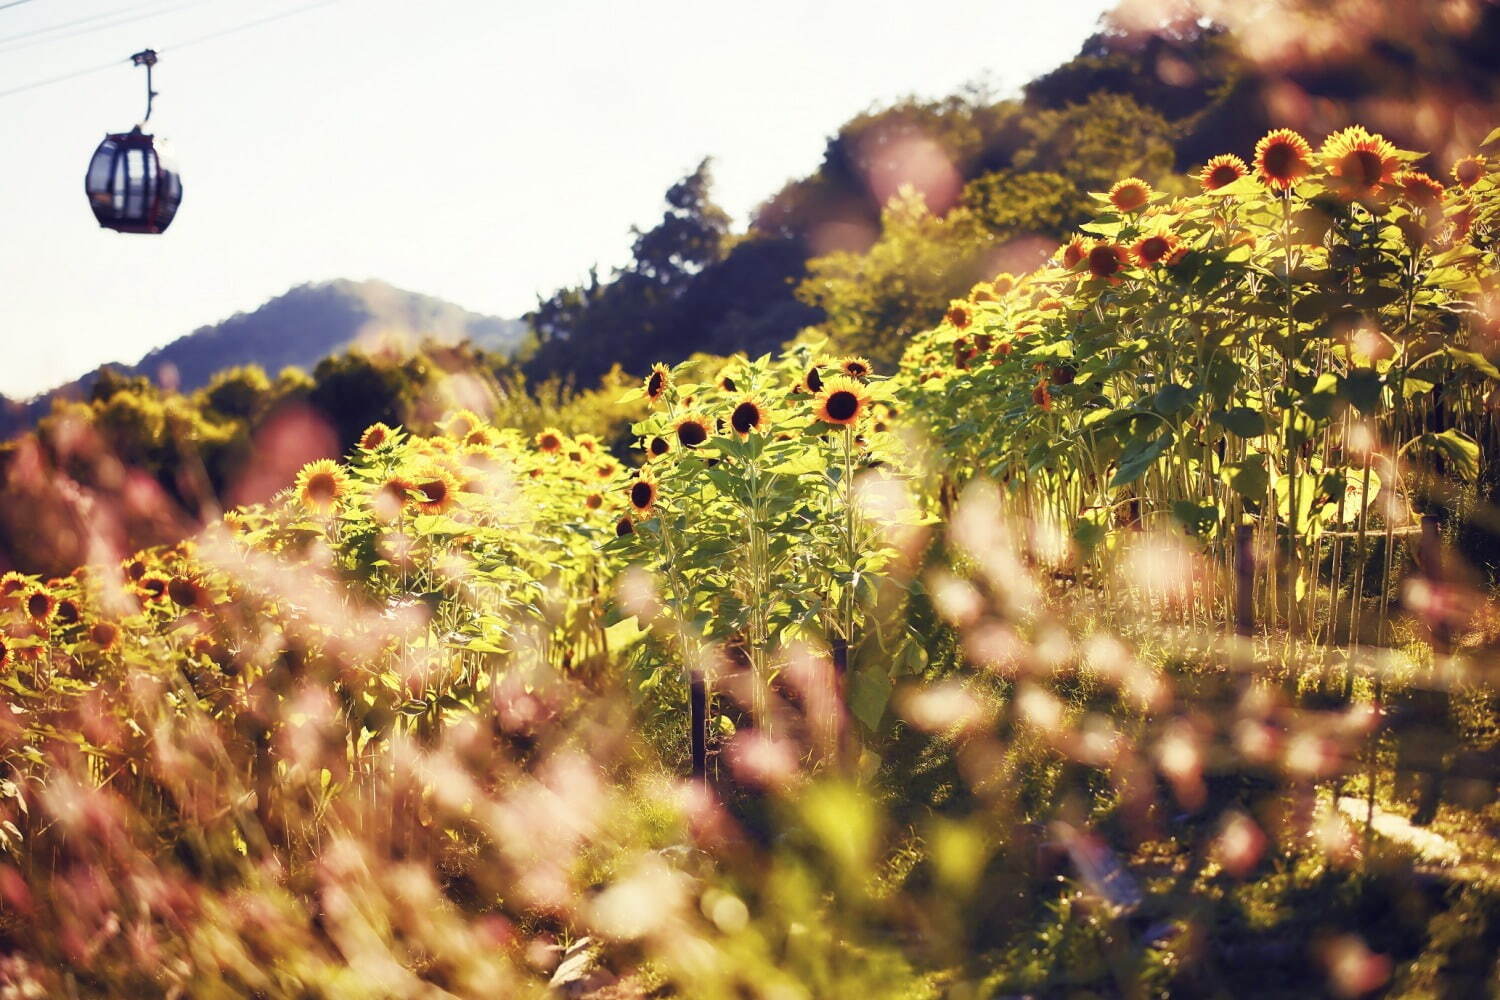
top-left (0, 279), bottom-right (525, 441)
top-left (522, 2), bottom-right (1500, 380)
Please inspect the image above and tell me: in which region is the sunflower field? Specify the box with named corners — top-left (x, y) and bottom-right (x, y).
top-left (0, 126), bottom-right (1498, 998)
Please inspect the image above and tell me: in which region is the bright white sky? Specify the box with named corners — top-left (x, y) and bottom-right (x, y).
top-left (0, 0), bottom-right (1113, 398)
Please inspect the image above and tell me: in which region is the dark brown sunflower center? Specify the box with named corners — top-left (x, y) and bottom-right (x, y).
top-left (1089, 245), bottom-right (1121, 276)
top-left (168, 579), bottom-right (199, 607)
top-left (649, 436), bottom-right (669, 456)
top-left (731, 402), bottom-right (762, 434)
top-left (419, 480), bottom-right (449, 505)
top-left (806, 369), bottom-right (824, 393)
top-left (825, 390), bottom-right (860, 422)
top-left (1457, 160), bottom-right (1482, 186)
top-left (845, 362), bottom-right (869, 377)
top-left (1208, 164), bottom-right (1240, 188)
top-left (1263, 142), bottom-right (1300, 178)
top-left (539, 435), bottom-right (561, 451)
top-left (1139, 236), bottom-right (1169, 262)
top-left (27, 593), bottom-right (50, 618)
top-left (1115, 185), bottom-right (1146, 209)
top-left (1346, 149), bottom-right (1384, 188)
top-left (677, 421), bottom-right (708, 447)
top-left (630, 481), bottom-right (655, 510)
top-left (647, 371), bottom-right (665, 397)
top-left (306, 473), bottom-right (338, 503)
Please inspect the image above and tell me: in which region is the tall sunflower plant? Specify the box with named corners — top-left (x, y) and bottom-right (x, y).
top-left (899, 126), bottom-right (1500, 638)
top-left (607, 347), bottom-right (927, 735)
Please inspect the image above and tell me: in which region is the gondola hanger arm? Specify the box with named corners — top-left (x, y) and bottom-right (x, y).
top-left (130, 48), bottom-right (158, 124)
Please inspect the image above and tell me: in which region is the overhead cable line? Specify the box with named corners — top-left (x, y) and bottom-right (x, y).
top-left (0, 3), bottom-right (162, 48)
top-left (0, 0), bottom-right (44, 11)
top-left (0, 0), bottom-right (339, 101)
top-left (0, 0), bottom-right (219, 56)
top-left (162, 0), bottom-right (336, 50)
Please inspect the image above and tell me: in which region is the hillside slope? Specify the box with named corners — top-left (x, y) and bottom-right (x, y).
top-left (0, 279), bottom-right (525, 438)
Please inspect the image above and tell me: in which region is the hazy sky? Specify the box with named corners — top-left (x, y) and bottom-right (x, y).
top-left (0, 0), bottom-right (1113, 398)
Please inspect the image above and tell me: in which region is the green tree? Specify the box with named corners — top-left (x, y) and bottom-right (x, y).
top-left (1012, 92), bottom-right (1177, 193)
top-left (797, 188), bottom-right (994, 367)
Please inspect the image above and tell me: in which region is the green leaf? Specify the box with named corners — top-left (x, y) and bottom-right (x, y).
top-left (1110, 431), bottom-right (1174, 488)
top-left (1445, 348), bottom-right (1500, 380)
top-left (1338, 369), bottom-right (1383, 415)
top-left (1153, 384), bottom-right (1195, 416)
top-left (604, 616), bottom-right (650, 655)
top-left (1416, 429), bottom-right (1481, 481)
top-left (1213, 406), bottom-right (1268, 438)
top-left (847, 664), bottom-right (893, 732)
top-left (1171, 500), bottom-right (1220, 537)
top-left (1223, 453), bottom-right (1270, 504)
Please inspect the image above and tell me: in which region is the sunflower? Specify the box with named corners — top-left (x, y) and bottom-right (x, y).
top-left (373, 476), bottom-right (413, 521)
top-left (1032, 379), bottom-right (1052, 411)
top-left (647, 435), bottom-right (671, 460)
top-left (992, 273), bottom-right (1016, 295)
top-left (168, 576), bottom-right (205, 609)
top-left (1131, 230), bottom-right (1181, 267)
top-left (411, 465), bottom-right (460, 515)
top-left (718, 368), bottom-right (739, 392)
top-left (1253, 128), bottom-right (1313, 192)
top-left (596, 459), bottom-right (619, 480)
top-left (295, 459), bottom-right (348, 515)
top-left (465, 426), bottom-right (500, 449)
top-left (803, 363), bottom-right (825, 394)
top-left (584, 493), bottom-right (604, 511)
top-left (442, 410), bottom-right (485, 440)
top-left (574, 433), bottom-right (600, 453)
top-left (813, 376), bottom-right (871, 427)
top-left (730, 397), bottom-right (766, 437)
top-left (535, 428), bottom-right (564, 454)
top-left (1, 572), bottom-right (29, 599)
top-left (1108, 177), bottom-right (1152, 213)
top-left (90, 621), bottom-right (120, 651)
top-left (616, 515), bottom-right (635, 537)
top-left (627, 476), bottom-right (659, 517)
top-left (1061, 235), bottom-right (1089, 269)
top-left (645, 363), bottom-right (673, 403)
top-left (969, 282), bottom-right (997, 303)
top-left (1453, 155), bottom-right (1485, 189)
top-left (945, 302), bottom-right (973, 330)
top-left (1395, 170), bottom-right (1445, 210)
top-left (138, 574), bottom-right (169, 601)
top-left (54, 598), bottom-right (81, 626)
top-left (838, 356), bottom-right (873, 379)
top-left (1320, 126), bottom-right (1399, 199)
top-left (675, 416), bottom-right (710, 448)
top-left (359, 422), bottom-right (394, 450)
top-left (1198, 153), bottom-right (1249, 191)
top-left (0, 637), bottom-right (9, 671)
top-left (24, 588), bottom-right (55, 624)
top-left (1087, 242), bottom-right (1127, 281)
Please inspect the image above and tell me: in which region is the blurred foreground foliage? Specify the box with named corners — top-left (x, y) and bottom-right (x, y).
top-left (0, 118), bottom-right (1496, 999)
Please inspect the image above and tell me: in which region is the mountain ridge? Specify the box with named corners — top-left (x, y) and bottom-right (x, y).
top-left (0, 278), bottom-right (526, 438)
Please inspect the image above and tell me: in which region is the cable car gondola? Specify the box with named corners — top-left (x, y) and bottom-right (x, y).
top-left (84, 49), bottom-right (182, 235)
